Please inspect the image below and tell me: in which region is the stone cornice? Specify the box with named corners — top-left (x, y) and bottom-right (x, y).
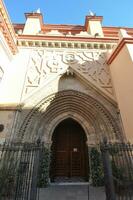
top-left (17, 35), bottom-right (117, 50)
top-left (107, 37), bottom-right (133, 64)
top-left (18, 34), bottom-right (118, 42)
top-left (0, 0), bottom-right (18, 54)
top-left (0, 103), bottom-right (24, 111)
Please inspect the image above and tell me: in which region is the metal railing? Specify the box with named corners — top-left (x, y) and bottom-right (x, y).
top-left (100, 140), bottom-right (133, 200)
top-left (0, 141), bottom-right (43, 200)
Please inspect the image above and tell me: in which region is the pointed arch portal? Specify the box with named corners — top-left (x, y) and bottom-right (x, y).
top-left (19, 90), bottom-right (122, 143)
top-left (16, 90), bottom-right (123, 183)
top-left (50, 118), bottom-right (89, 182)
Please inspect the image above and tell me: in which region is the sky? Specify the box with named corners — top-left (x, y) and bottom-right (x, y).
top-left (4, 0), bottom-right (133, 27)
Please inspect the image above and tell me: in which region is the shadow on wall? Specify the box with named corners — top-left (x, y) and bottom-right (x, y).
top-left (0, 57), bottom-right (126, 197)
top-left (1, 53), bottom-right (125, 145)
top-left (10, 71), bottom-right (124, 145)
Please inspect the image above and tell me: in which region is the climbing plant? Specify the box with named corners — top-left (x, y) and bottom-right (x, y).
top-left (90, 147), bottom-right (104, 186)
top-left (0, 150), bottom-right (18, 199)
top-left (38, 146), bottom-right (51, 187)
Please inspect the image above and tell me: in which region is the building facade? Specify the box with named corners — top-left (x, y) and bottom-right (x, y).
top-left (0, 0), bottom-right (133, 181)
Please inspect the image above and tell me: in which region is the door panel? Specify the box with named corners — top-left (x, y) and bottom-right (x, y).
top-left (50, 118), bottom-right (88, 181)
top-left (70, 151), bottom-right (81, 176)
top-left (55, 151), bottom-right (69, 176)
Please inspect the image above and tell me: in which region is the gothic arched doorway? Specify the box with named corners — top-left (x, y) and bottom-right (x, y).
top-left (50, 118), bottom-right (89, 182)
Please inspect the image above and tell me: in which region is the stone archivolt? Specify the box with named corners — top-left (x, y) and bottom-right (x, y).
top-left (23, 49), bottom-right (113, 99)
top-left (17, 90), bottom-right (123, 145)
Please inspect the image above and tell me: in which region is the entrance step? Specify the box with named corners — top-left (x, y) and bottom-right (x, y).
top-left (53, 177), bottom-right (86, 183)
top-left (38, 184), bottom-right (106, 200)
top-left (38, 184), bottom-right (88, 200)
top-left (51, 182), bottom-right (89, 186)
top-left (89, 186), bottom-right (106, 200)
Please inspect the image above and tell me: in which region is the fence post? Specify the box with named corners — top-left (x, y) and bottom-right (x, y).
top-left (101, 138), bottom-right (116, 200)
top-left (30, 139), bottom-right (41, 200)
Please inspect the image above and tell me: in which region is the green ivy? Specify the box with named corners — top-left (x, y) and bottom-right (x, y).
top-left (38, 146), bottom-right (51, 187)
top-left (90, 147), bottom-right (104, 186)
top-left (0, 152), bottom-right (17, 198)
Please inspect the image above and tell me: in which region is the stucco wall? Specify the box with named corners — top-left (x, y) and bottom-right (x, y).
top-left (109, 44), bottom-right (133, 142)
top-left (0, 48), bottom-right (31, 104)
top-left (0, 42), bottom-right (119, 143)
top-left (23, 18), bottom-right (41, 35)
top-left (0, 110), bottom-right (15, 143)
top-left (89, 21), bottom-right (103, 37)
top-left (0, 32), bottom-right (12, 86)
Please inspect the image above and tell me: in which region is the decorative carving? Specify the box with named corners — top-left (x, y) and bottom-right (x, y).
top-left (63, 53), bottom-right (77, 64)
top-left (46, 54), bottom-right (62, 73)
top-left (25, 51), bottom-right (44, 93)
top-left (23, 49), bottom-right (113, 97)
top-left (18, 90), bottom-right (122, 142)
top-left (73, 52), bottom-right (113, 94)
top-left (24, 50), bottom-right (67, 94)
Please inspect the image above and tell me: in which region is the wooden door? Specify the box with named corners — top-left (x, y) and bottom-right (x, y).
top-left (50, 118), bottom-right (88, 181)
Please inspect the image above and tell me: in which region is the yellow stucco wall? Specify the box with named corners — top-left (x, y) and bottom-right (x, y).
top-left (109, 44), bottom-right (133, 142)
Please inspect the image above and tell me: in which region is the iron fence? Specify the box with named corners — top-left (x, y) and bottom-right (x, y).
top-left (0, 140), bottom-right (133, 200)
top-left (0, 141), bottom-right (43, 200)
top-left (101, 140), bottom-right (133, 200)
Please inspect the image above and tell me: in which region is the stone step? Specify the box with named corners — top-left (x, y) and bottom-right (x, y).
top-left (89, 186), bottom-right (106, 200)
top-left (38, 185), bottom-right (89, 200)
top-left (37, 184), bottom-right (106, 200)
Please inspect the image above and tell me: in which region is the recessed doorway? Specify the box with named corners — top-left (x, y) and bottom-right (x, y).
top-left (50, 118), bottom-right (89, 182)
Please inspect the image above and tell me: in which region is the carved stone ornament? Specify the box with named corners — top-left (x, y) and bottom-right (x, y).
top-left (63, 52), bottom-right (77, 64)
top-left (18, 90), bottom-right (122, 143)
top-left (23, 49), bottom-right (113, 98)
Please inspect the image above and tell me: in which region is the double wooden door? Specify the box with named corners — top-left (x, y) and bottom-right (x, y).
top-left (51, 119), bottom-right (88, 181)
